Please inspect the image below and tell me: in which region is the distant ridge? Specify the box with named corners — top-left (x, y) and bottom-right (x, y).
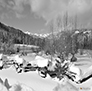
top-left (0, 22), bottom-right (46, 48)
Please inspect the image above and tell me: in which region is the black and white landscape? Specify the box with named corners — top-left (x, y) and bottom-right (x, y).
top-left (1, 0), bottom-right (92, 91)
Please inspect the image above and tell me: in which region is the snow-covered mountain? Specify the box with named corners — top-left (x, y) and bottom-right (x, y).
top-left (24, 31), bottom-right (31, 35)
top-left (24, 31), bottom-right (50, 38)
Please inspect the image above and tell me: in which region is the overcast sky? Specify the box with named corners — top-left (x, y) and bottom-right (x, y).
top-left (0, 0), bottom-right (92, 34)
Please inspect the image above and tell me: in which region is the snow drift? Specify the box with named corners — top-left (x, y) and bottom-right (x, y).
top-left (9, 83), bottom-right (35, 91)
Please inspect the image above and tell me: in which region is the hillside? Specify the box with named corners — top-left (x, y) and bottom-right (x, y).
top-left (0, 21), bottom-right (92, 55)
top-left (0, 22), bottom-right (45, 51)
top-left (44, 28), bottom-right (92, 56)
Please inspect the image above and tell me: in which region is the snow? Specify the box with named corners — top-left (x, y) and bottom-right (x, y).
top-left (9, 83), bottom-right (35, 91)
top-left (0, 67), bottom-right (57, 91)
top-left (14, 44), bottom-right (39, 48)
top-left (75, 31), bottom-right (79, 34)
top-left (0, 54), bottom-right (3, 59)
top-left (0, 61), bottom-right (3, 67)
top-left (33, 33), bottom-right (50, 38)
top-left (69, 64), bottom-right (80, 76)
top-left (35, 56), bottom-right (49, 67)
top-left (0, 82), bottom-right (8, 91)
top-left (69, 65), bottom-right (81, 81)
top-left (13, 55), bottom-right (24, 64)
top-left (1, 54), bottom-right (92, 91)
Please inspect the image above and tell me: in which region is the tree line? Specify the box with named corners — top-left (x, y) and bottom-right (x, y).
top-left (0, 17), bottom-right (92, 56)
top-left (43, 12), bottom-right (92, 58)
top-left (0, 22), bottom-right (45, 53)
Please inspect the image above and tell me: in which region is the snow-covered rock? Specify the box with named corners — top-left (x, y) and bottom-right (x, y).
top-left (75, 31), bottom-right (79, 34)
top-left (35, 56), bottom-right (49, 67)
top-left (13, 55), bottom-right (24, 64)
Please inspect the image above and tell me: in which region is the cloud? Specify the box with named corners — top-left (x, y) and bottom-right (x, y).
top-left (30, 0), bottom-right (92, 19)
top-left (0, 0), bottom-right (92, 27)
top-left (0, 0), bottom-right (30, 19)
top-left (12, 0), bottom-right (25, 13)
top-left (15, 13), bottom-right (25, 18)
top-left (0, 82), bottom-right (8, 91)
top-left (0, 13), bottom-right (10, 19)
top-left (7, 0), bottom-right (28, 18)
top-left (30, 0), bottom-right (92, 27)
top-left (0, 0), bottom-right (6, 8)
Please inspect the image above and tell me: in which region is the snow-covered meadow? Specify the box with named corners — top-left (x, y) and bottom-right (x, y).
top-left (0, 54), bottom-right (57, 91)
top-left (1, 53), bottom-right (92, 91)
top-left (0, 67), bottom-right (57, 91)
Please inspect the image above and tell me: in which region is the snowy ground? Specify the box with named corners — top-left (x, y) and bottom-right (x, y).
top-left (1, 54), bottom-right (92, 91)
top-left (0, 67), bottom-right (57, 91)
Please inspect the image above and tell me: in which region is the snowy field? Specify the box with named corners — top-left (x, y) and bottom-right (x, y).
top-left (0, 53), bottom-right (57, 91)
top-left (0, 68), bottom-right (57, 91)
top-left (1, 54), bottom-right (92, 91)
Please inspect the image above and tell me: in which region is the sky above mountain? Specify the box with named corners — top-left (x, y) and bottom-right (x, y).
top-left (0, 0), bottom-right (92, 34)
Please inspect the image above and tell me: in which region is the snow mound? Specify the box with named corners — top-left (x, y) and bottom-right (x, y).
top-left (35, 56), bottom-right (49, 67)
top-left (9, 83), bottom-right (35, 91)
top-left (53, 81), bottom-right (78, 91)
top-left (0, 82), bottom-right (8, 91)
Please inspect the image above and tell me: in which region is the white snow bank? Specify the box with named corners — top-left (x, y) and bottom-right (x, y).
top-left (53, 80), bottom-right (78, 91)
top-left (35, 56), bottom-right (49, 67)
top-left (9, 83), bottom-right (35, 91)
top-left (0, 54), bottom-right (3, 60)
top-left (0, 83), bottom-right (8, 91)
top-left (0, 61), bottom-right (3, 67)
top-left (12, 55), bottom-right (25, 64)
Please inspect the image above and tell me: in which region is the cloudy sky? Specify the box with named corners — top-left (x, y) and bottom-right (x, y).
top-left (0, 0), bottom-right (92, 34)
